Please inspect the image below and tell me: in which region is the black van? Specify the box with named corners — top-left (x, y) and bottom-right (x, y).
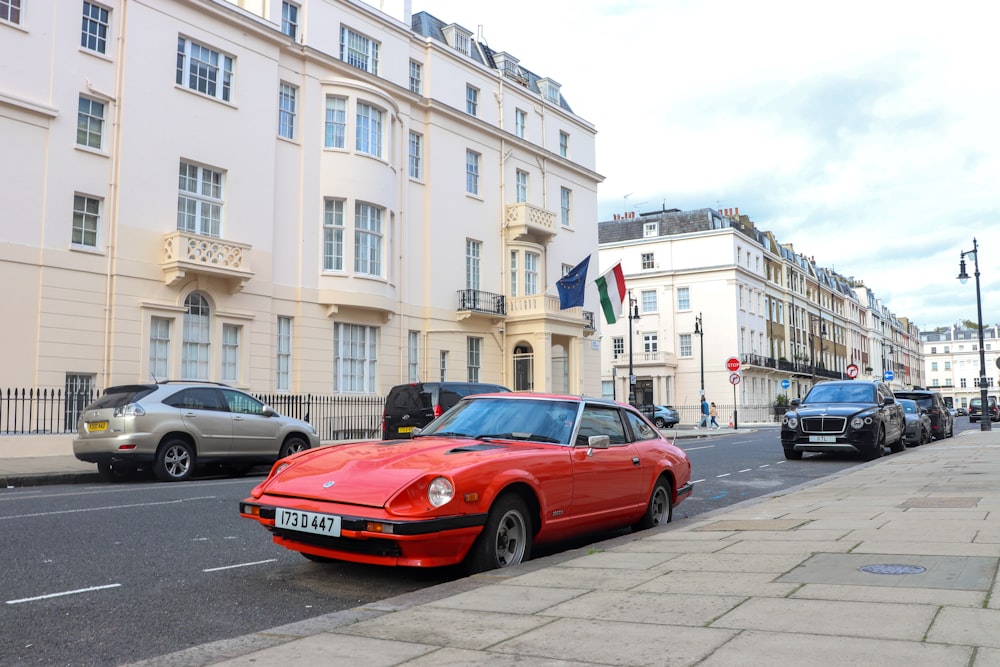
top-left (381, 382), bottom-right (511, 439)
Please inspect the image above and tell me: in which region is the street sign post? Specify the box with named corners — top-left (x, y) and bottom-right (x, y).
top-left (728, 372), bottom-right (740, 430)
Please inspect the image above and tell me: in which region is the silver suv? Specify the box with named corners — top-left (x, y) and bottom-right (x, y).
top-left (74, 382), bottom-right (319, 482)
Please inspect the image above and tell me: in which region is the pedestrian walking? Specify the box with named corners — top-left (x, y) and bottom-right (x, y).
top-left (710, 402), bottom-right (720, 429)
top-left (697, 396), bottom-right (709, 429)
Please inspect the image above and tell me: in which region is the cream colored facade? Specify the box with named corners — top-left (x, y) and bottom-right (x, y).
top-left (1, 0), bottom-right (603, 397)
top-left (597, 208), bottom-right (923, 413)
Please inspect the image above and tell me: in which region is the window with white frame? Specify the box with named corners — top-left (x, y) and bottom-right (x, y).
top-left (176, 38), bottom-right (233, 102)
top-left (149, 317), bottom-right (171, 379)
top-left (81, 2), bottom-right (110, 54)
top-left (1, 0), bottom-right (22, 24)
top-left (408, 330), bottom-right (419, 382)
top-left (515, 169), bottom-right (528, 203)
top-left (560, 187), bottom-right (571, 227)
top-left (559, 131), bottom-right (569, 157)
top-left (466, 239), bottom-right (481, 290)
top-left (324, 96), bottom-right (347, 149)
top-left (276, 316), bottom-right (291, 391)
top-left (466, 149), bottom-right (480, 195)
top-left (340, 26), bottom-right (379, 75)
top-left (525, 252), bottom-right (539, 295)
top-left (277, 82), bottom-right (296, 139)
top-left (221, 324), bottom-right (240, 382)
top-left (643, 222), bottom-right (657, 238)
top-left (440, 350), bottom-right (448, 382)
top-left (72, 194), bottom-right (101, 248)
top-left (641, 289), bottom-right (657, 313)
top-left (515, 108), bottom-right (526, 138)
top-left (509, 250), bottom-right (518, 296)
top-left (177, 160), bottom-right (223, 237)
top-left (408, 131), bottom-right (422, 179)
top-left (77, 96), bottom-right (105, 149)
top-left (408, 60), bottom-right (422, 94)
top-left (679, 333), bottom-right (692, 357)
top-left (466, 85), bottom-right (479, 116)
top-left (467, 337), bottom-right (482, 382)
top-left (334, 323), bottom-right (378, 392)
top-left (612, 336), bottom-right (624, 359)
top-left (322, 198), bottom-right (343, 271)
top-left (182, 293), bottom-right (211, 380)
top-left (677, 286), bottom-right (690, 310)
top-left (354, 202), bottom-right (383, 276)
top-left (641, 252), bottom-right (654, 270)
top-left (281, 2), bottom-right (299, 40)
top-left (643, 333), bottom-right (658, 353)
top-left (356, 102), bottom-right (383, 157)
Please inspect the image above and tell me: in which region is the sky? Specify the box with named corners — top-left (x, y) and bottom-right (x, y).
top-left (408, 0), bottom-right (1000, 332)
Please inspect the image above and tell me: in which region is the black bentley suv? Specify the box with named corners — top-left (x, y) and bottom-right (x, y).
top-left (780, 380), bottom-right (905, 461)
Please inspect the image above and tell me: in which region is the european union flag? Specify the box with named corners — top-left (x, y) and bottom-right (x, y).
top-left (556, 256), bottom-right (591, 309)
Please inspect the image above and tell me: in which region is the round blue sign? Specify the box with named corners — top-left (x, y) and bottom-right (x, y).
top-left (884, 370), bottom-right (895, 382)
top-left (781, 379), bottom-right (791, 390)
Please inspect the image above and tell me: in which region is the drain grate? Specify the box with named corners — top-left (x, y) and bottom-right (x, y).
top-left (859, 564), bottom-right (927, 575)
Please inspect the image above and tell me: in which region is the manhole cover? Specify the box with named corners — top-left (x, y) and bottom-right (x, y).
top-left (859, 564), bottom-right (927, 575)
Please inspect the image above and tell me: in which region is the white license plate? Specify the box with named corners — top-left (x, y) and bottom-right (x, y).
top-left (809, 435), bottom-right (836, 443)
top-left (275, 509), bottom-right (341, 537)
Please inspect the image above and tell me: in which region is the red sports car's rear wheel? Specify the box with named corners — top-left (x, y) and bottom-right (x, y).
top-left (633, 478), bottom-right (673, 531)
top-left (465, 494), bottom-right (532, 574)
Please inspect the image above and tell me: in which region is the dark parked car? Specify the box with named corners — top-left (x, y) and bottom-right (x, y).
top-left (381, 382), bottom-right (510, 439)
top-left (968, 396), bottom-right (999, 423)
top-left (897, 398), bottom-right (931, 447)
top-left (638, 404), bottom-right (680, 429)
top-left (892, 389), bottom-right (954, 440)
top-left (780, 380), bottom-right (905, 461)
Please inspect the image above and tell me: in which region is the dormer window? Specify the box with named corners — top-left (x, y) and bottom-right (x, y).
top-left (538, 78), bottom-right (561, 103)
top-left (442, 24), bottom-right (473, 56)
top-left (494, 52), bottom-right (525, 84)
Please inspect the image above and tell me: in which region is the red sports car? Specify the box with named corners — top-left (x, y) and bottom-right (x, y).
top-left (240, 393), bottom-right (693, 572)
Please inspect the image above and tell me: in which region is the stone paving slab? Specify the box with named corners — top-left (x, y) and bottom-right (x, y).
top-left (711, 597), bottom-right (937, 640)
top-left (489, 618), bottom-right (736, 667)
top-left (927, 607), bottom-right (1000, 649)
top-left (424, 583), bottom-right (586, 614)
top-left (501, 566), bottom-right (664, 591)
top-left (210, 634), bottom-right (436, 667)
top-left (790, 582), bottom-right (986, 607)
top-left (632, 570), bottom-right (800, 598)
top-left (698, 630), bottom-right (972, 666)
top-left (539, 590), bottom-right (745, 626)
top-left (778, 552), bottom-right (999, 590)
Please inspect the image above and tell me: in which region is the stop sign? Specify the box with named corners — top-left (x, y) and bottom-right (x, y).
top-left (726, 357), bottom-right (741, 372)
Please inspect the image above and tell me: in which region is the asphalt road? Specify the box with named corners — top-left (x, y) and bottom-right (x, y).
top-left (1, 422), bottom-right (970, 665)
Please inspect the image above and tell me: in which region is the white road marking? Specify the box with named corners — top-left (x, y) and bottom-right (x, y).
top-left (203, 559), bottom-right (277, 573)
top-left (691, 479), bottom-right (706, 484)
top-left (716, 473), bottom-right (731, 478)
top-left (0, 496), bottom-right (216, 520)
top-left (739, 468), bottom-right (752, 473)
top-left (6, 583), bottom-right (120, 605)
top-left (683, 445), bottom-right (715, 451)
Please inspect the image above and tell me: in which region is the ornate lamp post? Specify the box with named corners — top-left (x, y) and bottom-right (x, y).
top-left (694, 313), bottom-right (705, 397)
top-left (627, 292), bottom-right (640, 406)
top-left (809, 313), bottom-right (826, 380)
top-left (958, 238), bottom-right (991, 431)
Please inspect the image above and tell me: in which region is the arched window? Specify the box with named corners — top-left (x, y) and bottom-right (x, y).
top-left (182, 292), bottom-right (211, 380)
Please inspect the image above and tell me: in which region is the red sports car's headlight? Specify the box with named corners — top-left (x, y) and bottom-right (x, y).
top-left (428, 476), bottom-right (454, 508)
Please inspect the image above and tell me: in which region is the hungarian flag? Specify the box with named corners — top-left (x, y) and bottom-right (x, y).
top-left (595, 262), bottom-right (626, 324)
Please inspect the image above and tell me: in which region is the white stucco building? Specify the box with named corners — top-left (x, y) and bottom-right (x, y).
top-left (597, 207), bottom-right (923, 419)
top-left (1, 0), bottom-right (603, 400)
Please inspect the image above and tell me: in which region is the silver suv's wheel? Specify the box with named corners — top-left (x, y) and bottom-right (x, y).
top-left (154, 439), bottom-right (195, 481)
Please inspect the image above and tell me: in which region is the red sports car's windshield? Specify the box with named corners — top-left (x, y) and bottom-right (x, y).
top-left (416, 397), bottom-right (580, 445)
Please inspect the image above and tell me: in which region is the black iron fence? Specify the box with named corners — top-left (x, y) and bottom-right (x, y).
top-left (1, 387), bottom-right (387, 442)
top-left (253, 393), bottom-right (385, 441)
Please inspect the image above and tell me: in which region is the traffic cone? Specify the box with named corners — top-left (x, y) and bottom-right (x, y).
top-left (728, 420), bottom-right (734, 428)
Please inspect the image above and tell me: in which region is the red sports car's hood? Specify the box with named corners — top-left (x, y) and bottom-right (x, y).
top-left (257, 436), bottom-right (527, 507)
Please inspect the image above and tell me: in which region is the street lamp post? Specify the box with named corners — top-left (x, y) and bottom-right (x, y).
top-left (694, 313), bottom-right (705, 397)
top-left (958, 238), bottom-right (991, 432)
top-left (809, 313), bottom-right (826, 380)
top-left (627, 292), bottom-right (640, 406)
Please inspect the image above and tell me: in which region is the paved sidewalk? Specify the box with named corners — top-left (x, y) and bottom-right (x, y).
top-left (7, 428), bottom-right (1000, 666)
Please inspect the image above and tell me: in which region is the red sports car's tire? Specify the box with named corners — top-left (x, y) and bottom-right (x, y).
top-left (632, 477), bottom-right (673, 531)
top-left (464, 494), bottom-right (532, 574)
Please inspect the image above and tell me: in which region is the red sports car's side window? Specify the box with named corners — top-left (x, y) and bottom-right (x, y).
top-left (623, 411), bottom-right (657, 441)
